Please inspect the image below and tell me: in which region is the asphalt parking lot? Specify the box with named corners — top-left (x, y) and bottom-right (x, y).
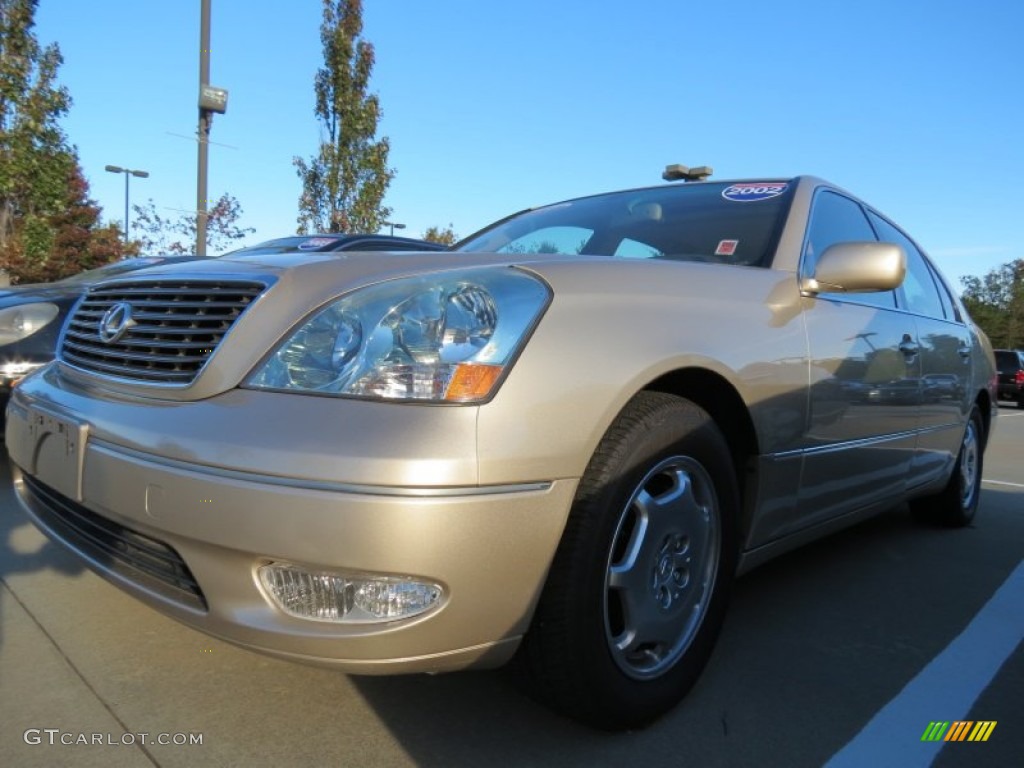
top-left (1, 406), bottom-right (1021, 768)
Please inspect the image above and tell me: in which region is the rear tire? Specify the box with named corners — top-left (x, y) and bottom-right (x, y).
top-left (515, 392), bottom-right (738, 730)
top-left (911, 405), bottom-right (984, 527)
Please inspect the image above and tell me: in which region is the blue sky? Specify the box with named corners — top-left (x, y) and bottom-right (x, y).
top-left (35, 0), bottom-right (1024, 288)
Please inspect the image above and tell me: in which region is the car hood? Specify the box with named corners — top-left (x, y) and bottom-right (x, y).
top-left (103, 249), bottom-right (582, 299)
top-left (213, 248), bottom-right (535, 274)
top-left (0, 282), bottom-right (81, 306)
top-left (109, 247), bottom-right (625, 287)
top-left (0, 256), bottom-right (208, 306)
top-left (54, 250), bottom-right (777, 403)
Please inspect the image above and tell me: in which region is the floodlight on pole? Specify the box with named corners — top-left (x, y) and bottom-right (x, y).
top-left (196, 0), bottom-right (212, 256)
top-left (105, 165), bottom-right (149, 242)
top-left (195, 0), bottom-right (230, 257)
top-left (382, 221), bottom-right (406, 236)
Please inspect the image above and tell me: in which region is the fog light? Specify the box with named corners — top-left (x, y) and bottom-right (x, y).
top-left (258, 563), bottom-right (443, 623)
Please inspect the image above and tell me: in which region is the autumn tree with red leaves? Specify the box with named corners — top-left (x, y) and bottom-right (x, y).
top-left (0, 0), bottom-right (133, 284)
top-left (0, 162), bottom-right (134, 284)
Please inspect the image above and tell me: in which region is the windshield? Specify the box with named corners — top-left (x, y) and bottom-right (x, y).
top-left (455, 180), bottom-right (795, 267)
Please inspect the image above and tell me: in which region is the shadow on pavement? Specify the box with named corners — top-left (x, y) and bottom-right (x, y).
top-left (0, 451), bottom-right (85, 655)
top-left (352, 494), bottom-right (1023, 767)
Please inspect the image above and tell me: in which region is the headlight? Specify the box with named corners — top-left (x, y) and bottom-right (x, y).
top-left (0, 302), bottom-right (60, 346)
top-left (246, 268), bottom-right (550, 402)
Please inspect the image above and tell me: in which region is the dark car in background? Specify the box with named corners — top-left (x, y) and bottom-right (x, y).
top-left (221, 233), bottom-right (447, 257)
top-left (0, 256), bottom-right (192, 398)
top-left (0, 235), bottom-right (444, 407)
top-left (994, 349), bottom-right (1024, 407)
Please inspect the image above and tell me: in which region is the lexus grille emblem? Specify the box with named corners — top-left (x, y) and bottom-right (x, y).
top-left (98, 301), bottom-right (136, 344)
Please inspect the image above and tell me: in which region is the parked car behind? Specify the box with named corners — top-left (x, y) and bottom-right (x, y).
top-left (221, 233), bottom-right (447, 256)
top-left (0, 235), bottom-right (444, 408)
top-left (0, 257), bottom-right (194, 403)
top-left (994, 348), bottom-right (1024, 407)
top-left (6, 178), bottom-right (996, 729)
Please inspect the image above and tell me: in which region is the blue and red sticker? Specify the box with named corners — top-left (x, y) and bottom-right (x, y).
top-left (297, 237), bottom-right (336, 250)
top-left (722, 182), bottom-right (788, 202)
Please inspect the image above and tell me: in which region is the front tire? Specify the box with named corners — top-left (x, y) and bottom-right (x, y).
top-left (516, 392), bottom-right (738, 730)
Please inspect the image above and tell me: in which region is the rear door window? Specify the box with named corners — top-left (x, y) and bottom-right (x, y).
top-left (867, 212), bottom-right (947, 320)
top-left (996, 351), bottom-right (1021, 373)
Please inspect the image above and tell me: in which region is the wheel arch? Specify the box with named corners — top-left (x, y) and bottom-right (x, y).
top-left (974, 387), bottom-right (993, 451)
top-left (643, 368), bottom-right (761, 541)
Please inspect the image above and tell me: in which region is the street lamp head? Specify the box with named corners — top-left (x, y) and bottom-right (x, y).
top-left (106, 164), bottom-right (149, 243)
top-left (106, 165), bottom-right (148, 177)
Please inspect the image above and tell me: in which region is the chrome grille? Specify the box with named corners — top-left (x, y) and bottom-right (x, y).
top-left (61, 279), bottom-right (265, 384)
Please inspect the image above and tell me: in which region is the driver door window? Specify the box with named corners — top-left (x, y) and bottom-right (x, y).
top-left (805, 191), bottom-right (895, 309)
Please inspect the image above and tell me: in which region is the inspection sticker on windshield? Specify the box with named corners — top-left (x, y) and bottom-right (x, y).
top-left (715, 240), bottom-right (739, 256)
top-left (297, 237), bottom-right (335, 250)
top-left (722, 182), bottom-right (788, 202)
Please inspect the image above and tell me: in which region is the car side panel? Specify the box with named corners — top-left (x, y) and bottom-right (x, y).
top-left (912, 315), bottom-right (972, 487)
top-left (766, 299), bottom-right (918, 540)
top-left (476, 260), bottom-right (812, 497)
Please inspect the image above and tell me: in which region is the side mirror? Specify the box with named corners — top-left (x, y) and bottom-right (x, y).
top-left (801, 242), bottom-right (905, 295)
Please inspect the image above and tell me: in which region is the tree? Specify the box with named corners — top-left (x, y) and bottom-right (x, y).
top-left (294, 0), bottom-right (393, 235)
top-left (0, 163), bottom-right (135, 283)
top-left (132, 193), bottom-right (254, 255)
top-left (0, 0), bottom-right (132, 283)
top-left (960, 259), bottom-right (1024, 349)
top-left (421, 224), bottom-right (458, 246)
top-left (0, 0), bottom-right (72, 246)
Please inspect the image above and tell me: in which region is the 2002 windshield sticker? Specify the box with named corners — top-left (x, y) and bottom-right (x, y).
top-left (722, 182), bottom-right (788, 202)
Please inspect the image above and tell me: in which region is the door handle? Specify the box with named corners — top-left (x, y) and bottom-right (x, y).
top-left (957, 343), bottom-right (971, 360)
top-left (898, 338), bottom-right (919, 357)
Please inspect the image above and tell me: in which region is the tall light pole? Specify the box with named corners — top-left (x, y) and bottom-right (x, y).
top-left (105, 165), bottom-right (149, 242)
top-left (196, 0), bottom-right (211, 256)
top-left (196, 0), bottom-right (229, 255)
top-left (382, 221), bottom-right (406, 236)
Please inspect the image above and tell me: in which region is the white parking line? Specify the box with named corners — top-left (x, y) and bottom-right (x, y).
top-left (982, 479), bottom-right (1024, 489)
top-left (824, 560), bottom-right (1024, 768)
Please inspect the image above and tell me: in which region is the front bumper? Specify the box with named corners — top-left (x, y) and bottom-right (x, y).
top-left (5, 382), bottom-right (577, 674)
top-left (996, 384), bottom-right (1022, 401)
